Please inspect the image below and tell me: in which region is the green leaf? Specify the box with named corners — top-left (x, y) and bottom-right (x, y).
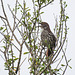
top-left (61, 64), bottom-right (65, 66)
top-left (57, 34), bottom-right (59, 38)
top-left (68, 65), bottom-right (72, 69)
top-left (13, 8), bottom-right (14, 11)
top-left (42, 63), bottom-right (45, 66)
top-left (47, 0), bottom-right (50, 2)
top-left (5, 69), bottom-right (9, 70)
top-left (30, 44), bottom-right (33, 48)
top-left (18, 4), bottom-right (21, 7)
top-left (35, 45), bottom-right (38, 49)
top-left (9, 50), bottom-right (12, 53)
top-left (54, 69), bottom-right (59, 71)
top-left (65, 4), bottom-right (67, 8)
top-left (68, 59), bottom-right (71, 63)
top-left (35, 4), bottom-right (38, 6)
top-left (64, 1), bottom-right (66, 4)
top-left (28, 66), bottom-right (31, 69)
top-left (40, 67), bottom-right (44, 71)
top-left (3, 29), bottom-right (6, 32)
top-left (24, 3), bottom-right (26, 8)
top-left (67, 28), bottom-right (69, 30)
top-left (0, 27), bottom-right (3, 30)
top-left (17, 7), bottom-right (19, 9)
top-left (26, 9), bottom-right (31, 12)
top-left (2, 46), bottom-right (6, 49)
top-left (27, 25), bottom-right (32, 31)
top-left (22, 20), bottom-right (25, 24)
top-left (40, 0), bottom-right (46, 3)
top-left (28, 12), bottom-right (31, 16)
top-left (57, 73), bottom-right (61, 75)
top-left (40, 12), bottom-right (44, 14)
top-left (29, 58), bottom-right (32, 62)
top-left (14, 58), bottom-right (19, 61)
top-left (66, 16), bottom-right (69, 19)
top-left (23, 52), bottom-right (29, 55)
top-left (31, 39), bottom-right (34, 42)
top-left (25, 36), bottom-right (28, 40)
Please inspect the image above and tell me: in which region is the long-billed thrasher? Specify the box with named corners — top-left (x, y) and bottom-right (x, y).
top-left (39, 22), bottom-right (56, 56)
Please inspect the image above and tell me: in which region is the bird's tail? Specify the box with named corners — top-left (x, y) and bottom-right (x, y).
top-left (46, 48), bottom-right (53, 56)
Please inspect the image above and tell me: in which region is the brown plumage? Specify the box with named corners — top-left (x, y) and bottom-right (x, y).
top-left (39, 22), bottom-right (56, 56)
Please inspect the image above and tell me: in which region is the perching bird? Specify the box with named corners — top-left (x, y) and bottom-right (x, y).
top-left (39, 22), bottom-right (56, 56)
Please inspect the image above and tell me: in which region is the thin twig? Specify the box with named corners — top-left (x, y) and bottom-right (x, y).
top-left (1, 0), bottom-right (20, 45)
top-left (40, 0), bottom-right (54, 9)
top-left (20, 57), bottom-right (27, 67)
top-left (0, 16), bottom-right (6, 20)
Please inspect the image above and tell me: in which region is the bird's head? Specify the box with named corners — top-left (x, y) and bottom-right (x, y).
top-left (39, 22), bottom-right (50, 30)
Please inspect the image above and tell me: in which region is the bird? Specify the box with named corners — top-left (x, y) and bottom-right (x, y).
top-left (39, 22), bottom-right (56, 56)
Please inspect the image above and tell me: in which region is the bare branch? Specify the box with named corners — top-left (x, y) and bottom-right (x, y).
top-left (40, 0), bottom-right (54, 9)
top-left (0, 16), bottom-right (6, 20)
top-left (0, 49), bottom-right (4, 53)
top-left (15, 44), bottom-right (23, 74)
top-left (20, 57), bottom-right (27, 67)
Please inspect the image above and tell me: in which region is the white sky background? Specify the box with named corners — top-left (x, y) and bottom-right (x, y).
top-left (0, 0), bottom-right (75, 75)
